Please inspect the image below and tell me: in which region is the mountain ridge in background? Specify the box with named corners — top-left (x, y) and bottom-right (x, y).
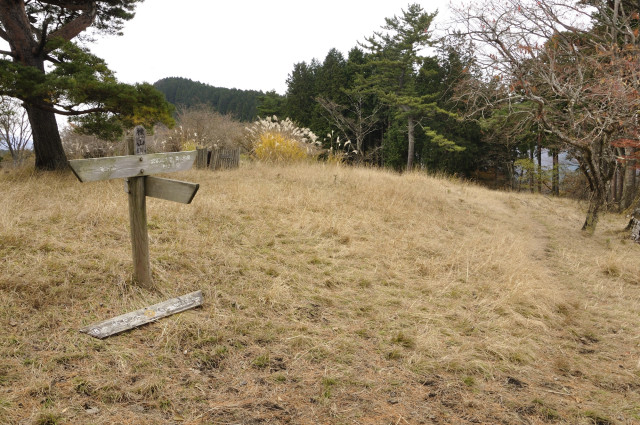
top-left (153, 77), bottom-right (263, 121)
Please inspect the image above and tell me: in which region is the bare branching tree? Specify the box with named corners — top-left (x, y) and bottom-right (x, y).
top-left (452, 0), bottom-right (640, 232)
top-left (316, 93), bottom-right (380, 160)
top-left (0, 96), bottom-right (31, 166)
top-left (153, 105), bottom-right (246, 152)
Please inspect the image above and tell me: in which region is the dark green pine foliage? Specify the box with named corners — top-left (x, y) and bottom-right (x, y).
top-left (313, 49), bottom-right (349, 136)
top-left (153, 77), bottom-right (263, 122)
top-left (279, 6), bottom-right (485, 173)
top-left (0, 0), bottom-right (174, 170)
top-left (317, 49), bottom-right (348, 105)
top-left (360, 3), bottom-right (461, 170)
top-left (418, 41), bottom-right (486, 176)
top-left (256, 90), bottom-right (286, 118)
top-left (284, 46), bottom-right (386, 156)
top-left (343, 47), bottom-right (388, 161)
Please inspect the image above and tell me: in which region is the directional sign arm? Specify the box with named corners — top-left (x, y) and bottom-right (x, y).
top-left (144, 177), bottom-right (200, 204)
top-left (68, 151), bottom-right (197, 183)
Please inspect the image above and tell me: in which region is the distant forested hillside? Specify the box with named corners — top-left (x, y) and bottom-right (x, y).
top-left (153, 77), bottom-right (262, 121)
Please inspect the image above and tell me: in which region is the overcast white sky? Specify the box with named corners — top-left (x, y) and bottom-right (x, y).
top-left (87, 0), bottom-right (452, 94)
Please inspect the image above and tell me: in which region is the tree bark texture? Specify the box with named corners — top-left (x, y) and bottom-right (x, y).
top-left (621, 147), bottom-right (636, 210)
top-left (529, 147), bottom-right (534, 193)
top-left (25, 103), bottom-right (68, 170)
top-left (582, 190), bottom-right (604, 233)
top-left (406, 115), bottom-right (415, 171)
top-left (616, 166), bottom-right (624, 206)
top-left (536, 133), bottom-right (542, 193)
top-left (576, 133), bottom-right (616, 232)
top-left (612, 168), bottom-right (618, 204)
top-left (631, 219), bottom-right (640, 243)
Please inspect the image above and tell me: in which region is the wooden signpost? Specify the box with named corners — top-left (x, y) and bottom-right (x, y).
top-left (69, 126), bottom-right (200, 288)
top-left (70, 127), bottom-right (203, 338)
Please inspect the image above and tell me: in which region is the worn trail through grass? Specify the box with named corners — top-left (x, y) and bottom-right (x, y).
top-left (1, 162), bottom-right (639, 425)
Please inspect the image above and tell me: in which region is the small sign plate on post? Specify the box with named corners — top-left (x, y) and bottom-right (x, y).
top-left (68, 151), bottom-right (197, 183)
top-left (134, 126), bottom-right (147, 155)
top-left (145, 176), bottom-right (200, 204)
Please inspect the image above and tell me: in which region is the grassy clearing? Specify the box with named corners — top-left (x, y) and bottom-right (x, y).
top-left (1, 161), bottom-right (639, 424)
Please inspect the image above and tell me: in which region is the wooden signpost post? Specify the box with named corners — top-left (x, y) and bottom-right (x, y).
top-left (69, 126), bottom-right (200, 288)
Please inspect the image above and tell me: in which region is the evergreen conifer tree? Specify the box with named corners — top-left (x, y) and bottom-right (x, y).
top-left (359, 3), bottom-right (461, 170)
top-left (0, 0), bottom-right (174, 170)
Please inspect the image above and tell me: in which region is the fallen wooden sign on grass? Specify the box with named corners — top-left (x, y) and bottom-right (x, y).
top-left (79, 290), bottom-right (203, 339)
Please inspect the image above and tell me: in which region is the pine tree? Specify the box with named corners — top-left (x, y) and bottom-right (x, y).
top-left (0, 0), bottom-right (174, 170)
top-left (256, 91), bottom-right (285, 118)
top-left (359, 3), bottom-right (460, 170)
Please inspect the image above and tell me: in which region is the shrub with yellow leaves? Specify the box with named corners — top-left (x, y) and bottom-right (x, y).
top-left (254, 132), bottom-right (307, 162)
top-left (181, 140), bottom-right (197, 152)
top-left (246, 116), bottom-right (321, 163)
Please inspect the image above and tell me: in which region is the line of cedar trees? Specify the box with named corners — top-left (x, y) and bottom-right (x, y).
top-left (256, 5), bottom-right (462, 173)
top-left (258, 4), bottom-right (494, 176)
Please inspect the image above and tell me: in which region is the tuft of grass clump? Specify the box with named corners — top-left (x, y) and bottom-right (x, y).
top-left (391, 331), bottom-right (416, 349)
top-left (193, 345), bottom-right (228, 370)
top-left (583, 410), bottom-right (614, 425)
top-left (252, 354), bottom-right (270, 369)
top-left (73, 378), bottom-right (93, 396)
top-left (321, 377), bottom-right (338, 399)
top-left (33, 412), bottom-right (62, 425)
top-left (385, 349), bottom-right (404, 360)
top-left (462, 376), bottom-right (476, 387)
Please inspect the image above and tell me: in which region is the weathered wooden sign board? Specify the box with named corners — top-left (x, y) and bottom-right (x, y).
top-left (68, 126), bottom-right (199, 287)
top-left (79, 291), bottom-right (203, 339)
top-left (69, 151), bottom-right (197, 183)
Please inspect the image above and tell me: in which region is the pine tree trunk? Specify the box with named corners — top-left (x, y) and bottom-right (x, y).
top-left (621, 147), bottom-right (636, 210)
top-left (0, 1), bottom-right (68, 171)
top-left (25, 103), bottom-right (68, 170)
top-left (552, 149), bottom-right (559, 196)
top-left (406, 116), bottom-right (415, 171)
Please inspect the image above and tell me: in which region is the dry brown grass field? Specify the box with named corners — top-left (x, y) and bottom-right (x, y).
top-left (1, 161), bottom-right (639, 425)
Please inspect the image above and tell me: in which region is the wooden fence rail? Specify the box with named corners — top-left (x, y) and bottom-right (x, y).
top-left (195, 147), bottom-right (241, 171)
